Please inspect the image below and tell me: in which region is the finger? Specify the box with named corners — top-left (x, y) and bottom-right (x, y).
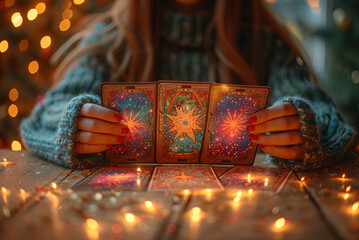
top-left (247, 117), bottom-right (300, 134)
top-left (250, 131), bottom-right (304, 145)
top-left (75, 143), bottom-right (110, 154)
top-left (77, 131), bottom-right (127, 144)
top-left (259, 145), bottom-right (304, 160)
top-left (77, 117), bottom-right (130, 136)
top-left (80, 103), bottom-right (124, 123)
top-left (248, 103), bottom-right (298, 125)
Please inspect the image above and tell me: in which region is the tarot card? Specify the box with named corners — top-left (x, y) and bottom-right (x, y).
top-left (101, 83), bottom-right (157, 163)
top-left (219, 166), bottom-right (292, 193)
top-left (75, 166), bottom-right (154, 190)
top-left (201, 85), bottom-right (270, 165)
top-left (156, 82), bottom-right (210, 163)
top-left (148, 166), bottom-right (223, 191)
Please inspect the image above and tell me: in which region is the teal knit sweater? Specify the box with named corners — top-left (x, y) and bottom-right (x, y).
top-left (20, 9), bottom-right (355, 170)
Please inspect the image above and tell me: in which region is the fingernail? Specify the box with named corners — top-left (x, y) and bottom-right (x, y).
top-left (117, 136), bottom-right (126, 142)
top-left (258, 144), bottom-right (265, 149)
top-left (114, 114), bottom-right (123, 121)
top-left (250, 134), bottom-right (259, 141)
top-left (121, 127), bottom-right (130, 134)
top-left (107, 144), bottom-right (113, 148)
top-left (248, 116), bottom-right (257, 124)
top-left (246, 125), bottom-right (255, 132)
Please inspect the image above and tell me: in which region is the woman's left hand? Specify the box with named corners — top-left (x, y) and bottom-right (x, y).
top-left (246, 102), bottom-right (304, 160)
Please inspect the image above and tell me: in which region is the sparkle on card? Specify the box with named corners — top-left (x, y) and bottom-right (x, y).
top-left (209, 95), bottom-right (258, 157)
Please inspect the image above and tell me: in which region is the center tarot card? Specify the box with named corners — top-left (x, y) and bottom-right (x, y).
top-left (219, 166), bottom-right (292, 194)
top-left (101, 83), bottom-right (156, 163)
top-left (75, 166), bottom-right (154, 191)
top-left (148, 166), bottom-right (223, 191)
top-left (201, 85), bottom-right (270, 165)
top-left (156, 82), bottom-right (210, 163)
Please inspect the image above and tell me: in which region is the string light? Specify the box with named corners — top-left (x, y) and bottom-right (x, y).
top-left (74, 0), bottom-right (86, 5)
top-left (28, 60), bottom-right (39, 74)
top-left (0, 40), bottom-right (9, 53)
top-left (353, 202), bottom-right (359, 212)
top-left (59, 19), bottom-right (71, 31)
top-left (11, 12), bottom-right (23, 28)
top-left (8, 104), bottom-right (18, 118)
top-left (62, 9), bottom-right (73, 19)
top-left (274, 217), bottom-right (286, 229)
top-left (9, 88), bottom-right (19, 102)
top-left (27, 9), bottom-right (38, 21)
top-left (36, 2), bottom-right (46, 14)
top-left (11, 141), bottom-right (22, 151)
top-left (40, 36), bottom-right (52, 49)
top-left (19, 39), bottom-right (29, 52)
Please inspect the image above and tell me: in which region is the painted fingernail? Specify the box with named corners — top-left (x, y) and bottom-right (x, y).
top-left (117, 136), bottom-right (126, 142)
top-left (246, 125), bottom-right (255, 132)
top-left (258, 144), bottom-right (265, 149)
top-left (250, 134), bottom-right (259, 141)
top-left (248, 116), bottom-right (257, 124)
top-left (121, 127), bottom-right (130, 134)
top-left (114, 114), bottom-right (123, 121)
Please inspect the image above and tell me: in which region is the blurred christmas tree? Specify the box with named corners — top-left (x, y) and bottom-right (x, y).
top-left (0, 0), bottom-right (113, 150)
top-left (315, 0), bottom-right (359, 129)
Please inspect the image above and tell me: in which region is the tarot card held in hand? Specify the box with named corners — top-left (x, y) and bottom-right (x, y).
top-left (156, 82), bottom-right (210, 163)
top-left (101, 83), bottom-right (157, 163)
top-left (219, 166), bottom-right (292, 193)
top-left (201, 85), bottom-right (270, 165)
top-left (148, 166), bottom-right (223, 191)
top-left (75, 166), bottom-right (154, 190)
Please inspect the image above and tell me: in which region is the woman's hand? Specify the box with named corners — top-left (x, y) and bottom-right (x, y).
top-left (246, 102), bottom-right (304, 160)
top-left (75, 103), bottom-right (130, 154)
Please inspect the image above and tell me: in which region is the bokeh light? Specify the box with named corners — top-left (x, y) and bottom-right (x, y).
top-left (40, 36), bottom-right (52, 49)
top-left (8, 104), bottom-right (18, 117)
top-left (11, 141), bottom-right (22, 151)
top-left (59, 19), bottom-right (71, 31)
top-left (9, 88), bottom-right (19, 101)
top-left (19, 39), bottom-right (29, 52)
top-left (28, 61), bottom-right (39, 74)
top-left (11, 12), bottom-right (23, 28)
top-left (35, 2), bottom-right (46, 14)
top-left (0, 40), bottom-right (9, 53)
top-left (5, 0), bottom-right (15, 8)
top-left (62, 9), bottom-right (73, 19)
top-left (27, 9), bottom-right (38, 21)
top-left (74, 0), bottom-right (86, 5)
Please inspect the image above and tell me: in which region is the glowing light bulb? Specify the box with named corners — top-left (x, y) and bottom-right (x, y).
top-left (274, 217), bottom-right (285, 229)
top-left (27, 9), bottom-right (38, 21)
top-left (9, 88), bottom-right (19, 101)
top-left (125, 213), bottom-right (135, 223)
top-left (265, 178), bottom-right (268, 186)
top-left (145, 201), bottom-right (153, 208)
top-left (0, 40), bottom-right (9, 53)
top-left (183, 189), bottom-right (190, 195)
top-left (86, 218), bottom-right (98, 229)
top-left (59, 19), bottom-right (71, 31)
top-left (342, 174), bottom-right (346, 179)
top-left (301, 176), bottom-right (305, 181)
top-left (40, 36), bottom-right (51, 49)
top-left (62, 9), bottom-right (73, 19)
top-left (51, 182), bottom-right (57, 189)
top-left (11, 12), bottom-right (23, 28)
top-left (344, 193), bottom-right (349, 200)
top-left (8, 104), bottom-right (18, 117)
top-left (248, 189), bottom-right (253, 195)
top-left (248, 174), bottom-right (251, 182)
top-left (11, 141), bottom-right (22, 151)
top-left (137, 167), bottom-right (141, 172)
top-left (346, 186), bottom-right (351, 192)
top-left (74, 0), bottom-right (85, 5)
top-left (36, 2), bottom-right (46, 14)
top-left (352, 202), bottom-right (359, 212)
top-left (28, 60), bottom-right (39, 74)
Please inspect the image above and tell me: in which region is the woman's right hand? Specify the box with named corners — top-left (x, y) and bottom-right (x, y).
top-left (75, 103), bottom-right (130, 154)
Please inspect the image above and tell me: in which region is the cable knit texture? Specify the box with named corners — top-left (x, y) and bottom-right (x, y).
top-left (20, 8), bottom-right (354, 170)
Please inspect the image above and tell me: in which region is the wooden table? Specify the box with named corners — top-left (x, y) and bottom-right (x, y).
top-left (0, 149), bottom-right (358, 240)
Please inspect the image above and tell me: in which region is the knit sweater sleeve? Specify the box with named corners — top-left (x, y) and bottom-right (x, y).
top-left (266, 37), bottom-right (355, 171)
top-left (20, 26), bottom-right (110, 169)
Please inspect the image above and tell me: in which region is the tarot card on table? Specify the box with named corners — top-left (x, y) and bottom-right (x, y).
top-left (156, 82), bottom-right (210, 163)
top-left (201, 85), bottom-right (270, 165)
top-left (148, 166), bottom-right (223, 191)
top-left (75, 166), bottom-right (154, 190)
top-left (101, 83), bottom-right (157, 163)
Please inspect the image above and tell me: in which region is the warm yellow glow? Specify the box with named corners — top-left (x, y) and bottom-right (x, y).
top-left (9, 88), bottom-right (19, 101)
top-left (0, 40), bottom-right (9, 53)
top-left (62, 9), bottom-right (73, 19)
top-left (307, 0), bottom-right (320, 8)
top-left (301, 176), bottom-right (305, 181)
top-left (36, 2), bottom-right (46, 14)
top-left (28, 60), bottom-right (39, 74)
top-left (344, 193), bottom-right (349, 200)
top-left (2, 187), bottom-right (8, 204)
top-left (11, 12), bottom-right (23, 28)
top-left (74, 0), bottom-right (85, 5)
top-left (125, 213), bottom-right (135, 223)
top-left (237, 191), bottom-right (242, 196)
top-left (136, 179), bottom-right (140, 186)
top-left (137, 167), bottom-right (141, 172)
top-left (247, 174), bottom-right (251, 182)
top-left (59, 19), bottom-right (71, 31)
top-left (19, 39), bottom-right (29, 52)
top-left (86, 218), bottom-right (99, 229)
top-left (346, 186), bottom-right (351, 192)
top-left (274, 217), bottom-right (285, 229)
top-left (145, 201), bottom-right (153, 208)
top-left (342, 174), bottom-right (346, 179)
top-left (40, 36), bottom-right (51, 49)
top-left (352, 202), bottom-right (359, 212)
top-left (8, 104), bottom-right (18, 117)
top-left (192, 207), bottom-right (201, 216)
top-left (27, 9), bottom-right (38, 21)
top-left (233, 196), bottom-right (240, 203)
top-left (5, 0), bottom-right (15, 8)
top-left (265, 178), bottom-right (268, 186)
top-left (20, 188), bottom-right (27, 202)
top-left (51, 182), bottom-right (57, 189)
top-left (183, 189), bottom-right (190, 195)
top-left (248, 189), bottom-right (253, 195)
top-left (11, 141), bottom-right (22, 151)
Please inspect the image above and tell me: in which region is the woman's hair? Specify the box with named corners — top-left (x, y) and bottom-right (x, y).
top-left (52, 0), bottom-right (313, 84)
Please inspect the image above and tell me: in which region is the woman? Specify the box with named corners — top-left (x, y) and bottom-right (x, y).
top-left (20, 0), bottom-right (354, 170)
